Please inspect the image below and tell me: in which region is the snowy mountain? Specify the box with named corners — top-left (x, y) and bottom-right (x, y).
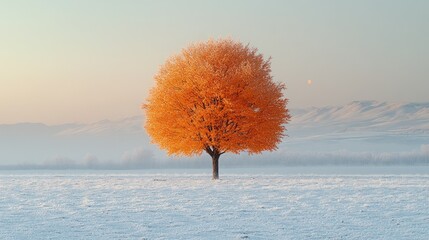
top-left (56, 116), bottom-right (146, 136)
top-left (0, 101), bottom-right (428, 168)
top-left (290, 101), bottom-right (429, 134)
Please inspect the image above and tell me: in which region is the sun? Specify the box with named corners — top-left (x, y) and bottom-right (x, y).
top-left (307, 79), bottom-right (313, 86)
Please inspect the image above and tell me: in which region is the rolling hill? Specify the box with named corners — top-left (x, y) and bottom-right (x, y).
top-left (1, 101), bottom-right (428, 168)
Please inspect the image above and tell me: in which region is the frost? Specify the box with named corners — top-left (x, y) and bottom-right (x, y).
top-left (1, 171), bottom-right (428, 239)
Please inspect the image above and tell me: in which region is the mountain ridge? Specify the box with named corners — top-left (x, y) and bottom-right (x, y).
top-left (1, 101), bottom-right (428, 167)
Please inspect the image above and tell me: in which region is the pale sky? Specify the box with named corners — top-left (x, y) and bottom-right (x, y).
top-left (1, 0), bottom-right (428, 125)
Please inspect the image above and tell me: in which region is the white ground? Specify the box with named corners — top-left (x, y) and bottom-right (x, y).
top-left (1, 171), bottom-right (428, 239)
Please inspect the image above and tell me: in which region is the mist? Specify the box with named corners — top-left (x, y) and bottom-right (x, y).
top-left (1, 101), bottom-right (428, 170)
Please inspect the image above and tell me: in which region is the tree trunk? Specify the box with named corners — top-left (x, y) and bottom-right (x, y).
top-left (212, 153), bottom-right (220, 180)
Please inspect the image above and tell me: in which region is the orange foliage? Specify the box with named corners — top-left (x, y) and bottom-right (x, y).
top-left (143, 39), bottom-right (290, 158)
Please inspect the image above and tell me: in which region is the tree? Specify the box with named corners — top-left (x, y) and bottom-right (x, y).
top-left (143, 39), bottom-right (290, 179)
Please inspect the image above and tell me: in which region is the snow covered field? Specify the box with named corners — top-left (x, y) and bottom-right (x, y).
top-left (1, 170), bottom-right (428, 239)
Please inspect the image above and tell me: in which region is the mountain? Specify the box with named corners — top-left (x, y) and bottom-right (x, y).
top-left (0, 101), bottom-right (428, 168)
top-left (290, 101), bottom-right (429, 134)
top-left (283, 101), bottom-right (429, 155)
top-left (0, 116), bottom-right (151, 167)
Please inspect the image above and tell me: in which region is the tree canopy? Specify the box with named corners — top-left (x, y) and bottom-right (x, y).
top-left (143, 39), bottom-right (290, 178)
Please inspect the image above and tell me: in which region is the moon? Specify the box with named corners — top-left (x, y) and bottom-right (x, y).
top-left (307, 79), bottom-right (313, 86)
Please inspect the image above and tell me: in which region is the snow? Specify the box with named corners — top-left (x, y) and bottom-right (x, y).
top-left (1, 170), bottom-right (428, 239)
top-left (289, 101), bottom-right (429, 134)
top-left (1, 100), bottom-right (428, 167)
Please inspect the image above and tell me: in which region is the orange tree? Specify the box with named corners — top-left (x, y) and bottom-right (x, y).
top-left (143, 39), bottom-right (290, 179)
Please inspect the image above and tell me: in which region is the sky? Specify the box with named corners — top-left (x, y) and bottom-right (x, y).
top-left (1, 0), bottom-right (428, 125)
